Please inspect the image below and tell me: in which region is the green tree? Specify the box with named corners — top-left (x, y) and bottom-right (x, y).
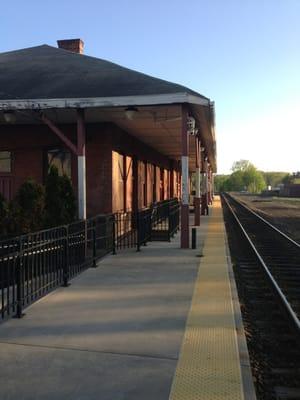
top-left (60, 174), bottom-right (77, 223)
top-left (262, 172), bottom-right (290, 188)
top-left (214, 175), bottom-right (230, 192)
top-left (282, 174), bottom-right (293, 184)
top-left (229, 170), bottom-right (245, 191)
top-left (10, 179), bottom-right (45, 234)
top-left (222, 160), bottom-right (266, 194)
top-left (44, 166), bottom-right (77, 227)
top-left (231, 160), bottom-right (252, 172)
top-left (0, 193), bottom-right (9, 238)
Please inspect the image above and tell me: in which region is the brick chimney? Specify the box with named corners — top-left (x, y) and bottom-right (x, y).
top-left (57, 39), bottom-right (84, 54)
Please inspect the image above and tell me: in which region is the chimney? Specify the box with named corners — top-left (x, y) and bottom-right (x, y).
top-left (57, 38), bottom-right (84, 54)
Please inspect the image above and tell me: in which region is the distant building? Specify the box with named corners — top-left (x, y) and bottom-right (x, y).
top-left (280, 184), bottom-right (300, 198)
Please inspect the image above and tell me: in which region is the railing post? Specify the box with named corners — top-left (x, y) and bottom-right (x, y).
top-left (136, 212), bottom-right (141, 252)
top-left (112, 215), bottom-right (116, 255)
top-left (192, 228), bottom-right (197, 249)
top-left (167, 202), bottom-right (171, 242)
top-left (63, 226), bottom-right (70, 287)
top-left (15, 237), bottom-right (24, 318)
top-left (92, 221), bottom-right (97, 267)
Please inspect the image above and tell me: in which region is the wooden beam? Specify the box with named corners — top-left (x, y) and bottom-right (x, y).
top-left (41, 113), bottom-right (78, 155)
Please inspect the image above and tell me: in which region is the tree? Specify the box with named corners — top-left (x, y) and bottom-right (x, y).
top-left (228, 170), bottom-right (245, 191)
top-left (214, 175), bottom-right (230, 192)
top-left (0, 193), bottom-right (8, 238)
top-left (10, 179), bottom-right (45, 234)
top-left (216, 160), bottom-right (266, 194)
top-left (262, 172), bottom-right (290, 188)
top-left (44, 166), bottom-right (77, 227)
top-left (231, 160), bottom-right (252, 172)
top-left (60, 174), bottom-right (77, 223)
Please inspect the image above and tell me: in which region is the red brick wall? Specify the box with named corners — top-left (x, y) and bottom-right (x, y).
top-left (0, 125), bottom-right (73, 197)
top-left (0, 122), bottom-right (179, 217)
top-left (0, 124), bottom-right (112, 216)
top-left (86, 127), bottom-right (112, 215)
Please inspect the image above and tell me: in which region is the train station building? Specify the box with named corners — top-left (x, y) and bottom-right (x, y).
top-left (0, 40), bottom-right (259, 400)
top-left (0, 39), bottom-right (216, 248)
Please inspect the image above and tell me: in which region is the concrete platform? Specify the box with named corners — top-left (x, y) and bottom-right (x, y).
top-left (0, 216), bottom-right (209, 400)
top-left (169, 198), bottom-right (254, 400)
top-left (0, 198), bottom-right (255, 399)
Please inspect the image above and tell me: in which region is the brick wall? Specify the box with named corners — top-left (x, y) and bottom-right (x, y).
top-left (0, 121), bottom-right (180, 217)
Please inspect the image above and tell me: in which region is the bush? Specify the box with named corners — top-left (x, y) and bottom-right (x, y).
top-left (10, 179), bottom-right (45, 234)
top-left (0, 193), bottom-right (9, 238)
top-left (60, 174), bottom-right (77, 223)
top-left (44, 166), bottom-right (76, 227)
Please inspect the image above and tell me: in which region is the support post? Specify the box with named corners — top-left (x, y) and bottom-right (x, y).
top-left (181, 106), bottom-right (189, 248)
top-left (201, 154), bottom-right (208, 215)
top-left (208, 167), bottom-right (213, 205)
top-left (194, 137), bottom-right (201, 226)
top-left (132, 156), bottom-right (138, 214)
top-left (15, 237), bottom-right (24, 318)
top-left (206, 160), bottom-right (210, 207)
top-left (77, 109), bottom-right (86, 220)
top-left (123, 156), bottom-right (127, 211)
top-left (211, 171), bottom-right (215, 201)
top-left (63, 226), bottom-right (70, 286)
top-left (170, 161), bottom-right (174, 198)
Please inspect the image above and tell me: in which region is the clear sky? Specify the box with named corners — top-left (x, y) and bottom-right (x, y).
top-left (1, 0), bottom-right (299, 174)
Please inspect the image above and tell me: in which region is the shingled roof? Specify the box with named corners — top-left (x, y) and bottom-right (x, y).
top-left (0, 45), bottom-right (208, 103)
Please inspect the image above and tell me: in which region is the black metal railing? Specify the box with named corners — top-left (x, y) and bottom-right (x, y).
top-left (150, 199), bottom-right (180, 241)
top-left (0, 198), bottom-right (180, 321)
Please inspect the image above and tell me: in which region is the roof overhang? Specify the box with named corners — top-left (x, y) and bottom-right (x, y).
top-left (0, 95), bottom-right (216, 172)
top-left (0, 92), bottom-right (209, 110)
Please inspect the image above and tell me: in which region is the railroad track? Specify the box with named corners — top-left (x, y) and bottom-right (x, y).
top-left (223, 193), bottom-right (300, 332)
top-left (222, 193), bottom-right (300, 400)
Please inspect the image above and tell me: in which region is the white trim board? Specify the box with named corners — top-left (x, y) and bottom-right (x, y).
top-left (0, 93), bottom-right (210, 110)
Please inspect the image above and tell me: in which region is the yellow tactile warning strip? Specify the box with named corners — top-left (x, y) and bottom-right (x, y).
top-left (169, 197), bottom-right (244, 400)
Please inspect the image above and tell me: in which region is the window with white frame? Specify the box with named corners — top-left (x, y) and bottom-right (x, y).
top-left (0, 151), bottom-right (12, 173)
top-left (47, 149), bottom-right (71, 178)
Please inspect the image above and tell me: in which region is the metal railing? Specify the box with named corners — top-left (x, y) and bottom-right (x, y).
top-left (0, 198), bottom-right (180, 321)
top-left (150, 199), bottom-right (180, 241)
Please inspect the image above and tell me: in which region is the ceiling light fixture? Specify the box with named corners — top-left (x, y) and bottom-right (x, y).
top-left (3, 110), bottom-right (17, 124)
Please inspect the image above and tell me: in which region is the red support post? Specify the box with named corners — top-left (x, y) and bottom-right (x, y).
top-left (170, 161), bottom-right (174, 198)
top-left (201, 154), bottom-right (209, 215)
top-left (194, 137), bottom-right (201, 226)
top-left (77, 109), bottom-right (86, 220)
top-left (181, 106), bottom-right (189, 248)
top-left (132, 156), bottom-right (138, 214)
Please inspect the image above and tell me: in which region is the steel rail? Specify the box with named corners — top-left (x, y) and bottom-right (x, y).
top-left (229, 193), bottom-right (300, 248)
top-left (222, 193), bottom-right (300, 334)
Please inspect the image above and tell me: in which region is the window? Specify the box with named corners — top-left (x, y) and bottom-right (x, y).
top-left (47, 149), bottom-right (71, 178)
top-left (143, 161), bottom-right (147, 207)
top-left (112, 151), bottom-right (125, 212)
top-left (0, 151), bottom-right (12, 173)
top-left (160, 168), bottom-right (164, 201)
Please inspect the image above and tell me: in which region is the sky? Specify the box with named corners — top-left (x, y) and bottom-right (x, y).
top-left (1, 0), bottom-right (299, 174)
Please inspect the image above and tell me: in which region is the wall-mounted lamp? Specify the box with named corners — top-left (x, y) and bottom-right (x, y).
top-left (3, 110), bottom-right (17, 124)
top-left (125, 106), bottom-right (138, 120)
top-left (187, 116), bottom-right (195, 133)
